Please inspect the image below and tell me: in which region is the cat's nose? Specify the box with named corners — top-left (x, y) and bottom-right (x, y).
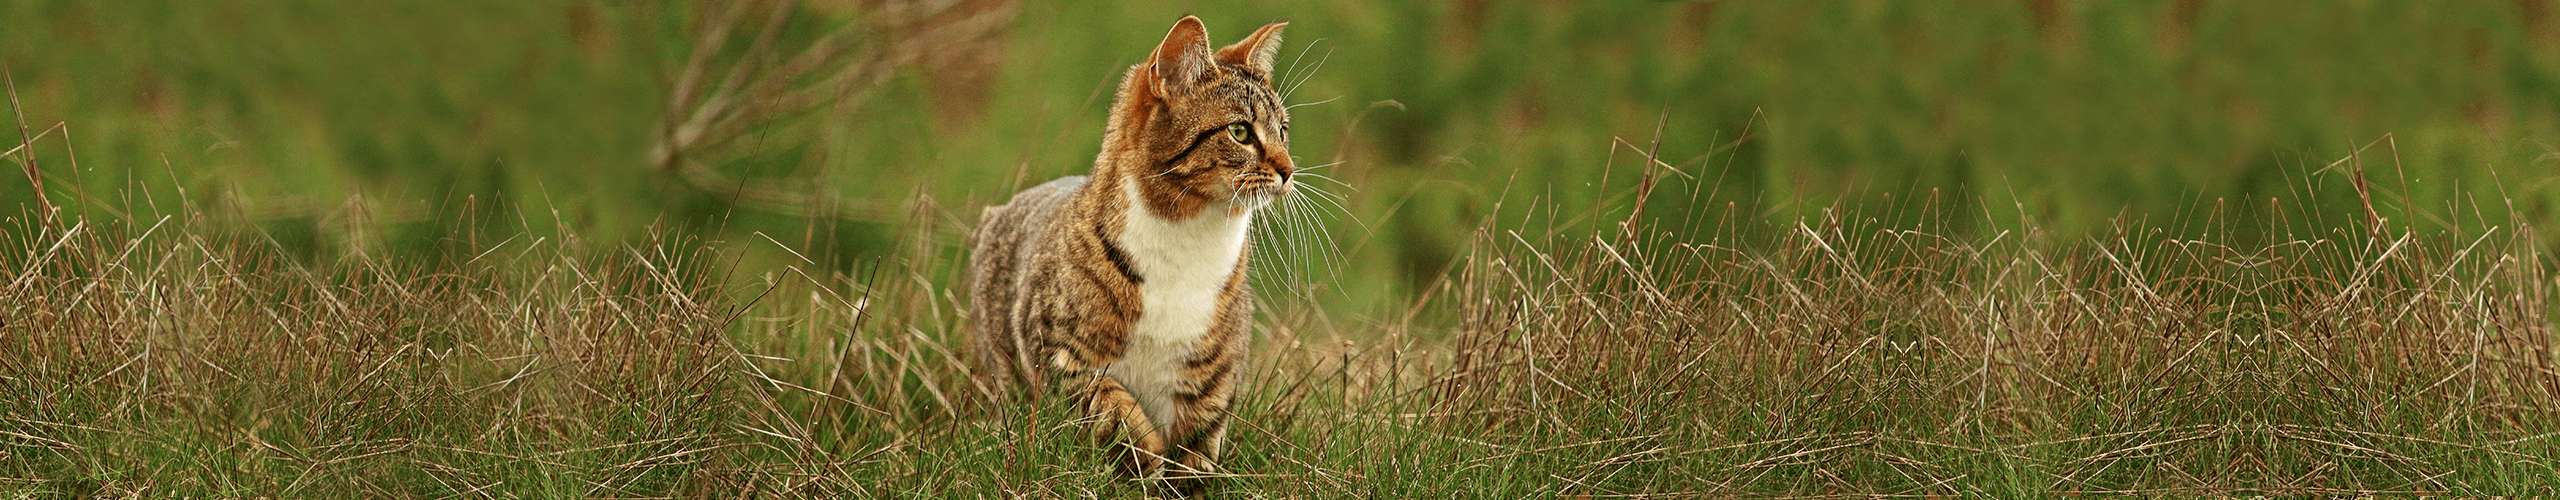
top-left (1266, 147), bottom-right (1294, 181)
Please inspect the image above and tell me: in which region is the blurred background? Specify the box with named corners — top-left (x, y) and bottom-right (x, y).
top-left (4, 1), bottom-right (2557, 314)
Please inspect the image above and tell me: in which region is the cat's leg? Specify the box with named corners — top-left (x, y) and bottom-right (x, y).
top-left (1169, 411), bottom-right (1227, 476)
top-left (1040, 323), bottom-right (1167, 476)
top-left (1165, 337), bottom-right (1240, 484)
top-left (1076, 372), bottom-right (1167, 475)
top-left (1164, 265), bottom-right (1251, 492)
top-left (1156, 362), bottom-right (1234, 496)
top-left (1022, 258), bottom-right (1160, 475)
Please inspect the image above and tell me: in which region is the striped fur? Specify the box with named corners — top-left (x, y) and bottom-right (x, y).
top-left (967, 16), bottom-right (1292, 489)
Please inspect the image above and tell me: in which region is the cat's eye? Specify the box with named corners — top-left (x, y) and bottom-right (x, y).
top-left (1225, 123), bottom-right (1254, 144)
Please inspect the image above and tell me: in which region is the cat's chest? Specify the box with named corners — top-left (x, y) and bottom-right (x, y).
top-left (1107, 183), bottom-right (1251, 428)
top-left (1114, 185), bottom-right (1250, 345)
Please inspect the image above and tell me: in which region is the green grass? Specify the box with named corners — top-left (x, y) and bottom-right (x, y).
top-left (5, 1), bottom-right (2559, 311)
top-left (7, 0), bottom-right (2560, 496)
top-left (5, 156), bottom-right (2556, 495)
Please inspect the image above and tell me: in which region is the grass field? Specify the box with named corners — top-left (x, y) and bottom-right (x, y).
top-left (8, 145), bottom-right (2558, 496)
top-left (7, 0), bottom-right (2560, 497)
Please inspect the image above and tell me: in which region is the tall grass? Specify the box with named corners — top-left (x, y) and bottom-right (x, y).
top-left (1426, 189), bottom-right (2558, 495)
top-left (6, 133), bottom-right (2555, 496)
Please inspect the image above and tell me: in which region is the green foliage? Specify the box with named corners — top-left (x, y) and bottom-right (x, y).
top-left (5, 1), bottom-right (2560, 496)
top-left (6, 1), bottom-right (2558, 307)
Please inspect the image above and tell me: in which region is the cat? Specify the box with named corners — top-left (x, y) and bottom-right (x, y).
top-left (966, 15), bottom-right (1294, 487)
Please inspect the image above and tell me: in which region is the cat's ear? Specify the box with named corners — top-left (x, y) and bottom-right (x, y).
top-left (1218, 22), bottom-right (1287, 79)
top-left (1148, 16), bottom-right (1215, 100)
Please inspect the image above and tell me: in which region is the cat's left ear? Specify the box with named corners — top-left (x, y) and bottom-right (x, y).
top-left (1217, 22), bottom-right (1287, 80)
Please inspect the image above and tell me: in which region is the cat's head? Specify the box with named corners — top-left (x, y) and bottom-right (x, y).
top-left (1110, 16), bottom-right (1293, 218)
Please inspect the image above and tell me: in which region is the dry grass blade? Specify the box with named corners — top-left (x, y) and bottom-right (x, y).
top-left (648, 0), bottom-right (1015, 223)
top-left (3, 65), bottom-right (51, 219)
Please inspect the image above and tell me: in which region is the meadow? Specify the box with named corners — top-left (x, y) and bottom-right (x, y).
top-left (6, 1), bottom-right (2560, 496)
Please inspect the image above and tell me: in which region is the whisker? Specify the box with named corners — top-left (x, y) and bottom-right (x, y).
top-left (1288, 197), bottom-right (1317, 283)
top-left (1283, 47), bottom-right (1333, 101)
top-left (1249, 211), bottom-right (1288, 282)
top-left (1294, 195), bottom-right (1348, 285)
top-left (1294, 173), bottom-right (1355, 190)
top-left (1280, 197), bottom-right (1320, 271)
top-left (1280, 38), bottom-right (1327, 92)
top-left (1298, 187), bottom-right (1368, 234)
top-left (1297, 160), bottom-right (1346, 172)
top-left (1294, 195), bottom-right (1365, 268)
top-left (1295, 182), bottom-right (1351, 205)
top-left (1296, 194), bottom-right (1344, 286)
top-left (1268, 196), bottom-right (1312, 283)
top-left (1254, 194), bottom-right (1313, 285)
top-left (1286, 96), bottom-right (1340, 110)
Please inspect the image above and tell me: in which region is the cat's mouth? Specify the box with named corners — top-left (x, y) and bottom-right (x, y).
top-left (1232, 173), bottom-right (1291, 208)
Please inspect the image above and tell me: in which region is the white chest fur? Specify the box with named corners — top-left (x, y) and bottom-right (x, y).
top-left (1105, 179), bottom-right (1251, 428)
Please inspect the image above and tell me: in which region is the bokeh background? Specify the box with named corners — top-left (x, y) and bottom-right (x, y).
top-left (5, 1), bottom-right (2558, 313)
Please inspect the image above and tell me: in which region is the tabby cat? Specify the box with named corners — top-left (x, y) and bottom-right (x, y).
top-left (966, 16), bottom-right (1295, 484)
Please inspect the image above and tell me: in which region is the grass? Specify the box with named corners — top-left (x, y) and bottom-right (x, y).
top-left (7, 1), bottom-right (2560, 496)
top-left (5, 131), bottom-right (2556, 496)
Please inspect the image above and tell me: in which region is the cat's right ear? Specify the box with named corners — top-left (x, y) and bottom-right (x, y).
top-left (1148, 16), bottom-right (1215, 100)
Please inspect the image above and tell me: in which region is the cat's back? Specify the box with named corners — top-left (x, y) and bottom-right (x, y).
top-left (976, 176), bottom-right (1086, 265)
top-left (968, 175), bottom-right (1088, 389)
